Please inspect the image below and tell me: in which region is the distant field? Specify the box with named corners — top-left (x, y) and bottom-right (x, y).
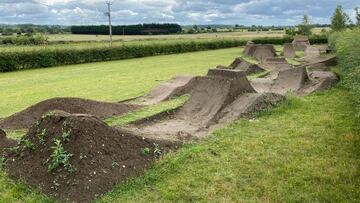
top-left (48, 30), bottom-right (285, 42)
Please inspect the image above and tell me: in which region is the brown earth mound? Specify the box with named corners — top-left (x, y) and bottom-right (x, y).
top-left (283, 43), bottom-right (296, 58)
top-left (260, 57), bottom-right (293, 72)
top-left (138, 75), bottom-right (197, 105)
top-left (305, 55), bottom-right (337, 68)
top-left (243, 44), bottom-right (258, 56)
top-left (226, 58), bottom-right (265, 75)
top-left (0, 129), bottom-right (17, 150)
top-left (292, 35), bottom-right (310, 51)
top-left (251, 66), bottom-right (308, 95)
top-left (299, 71), bottom-right (339, 95)
top-left (4, 111), bottom-right (176, 203)
top-left (304, 46), bottom-right (321, 59)
top-left (253, 45), bottom-right (277, 62)
top-left (0, 97), bottom-right (141, 130)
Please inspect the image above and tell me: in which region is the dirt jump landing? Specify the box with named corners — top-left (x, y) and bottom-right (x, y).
top-left (243, 44), bottom-right (276, 62)
top-left (292, 35), bottom-right (310, 51)
top-left (304, 46), bottom-right (321, 60)
top-left (124, 69), bottom-right (282, 142)
top-left (251, 64), bottom-right (339, 96)
top-left (305, 55), bottom-right (337, 68)
top-left (0, 97), bottom-right (141, 130)
top-left (4, 111), bottom-right (176, 203)
top-left (283, 43), bottom-right (296, 58)
top-left (217, 58), bottom-right (265, 75)
top-left (137, 75), bottom-right (196, 105)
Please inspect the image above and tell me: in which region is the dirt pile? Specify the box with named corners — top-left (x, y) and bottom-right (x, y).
top-left (137, 76), bottom-right (197, 105)
top-left (4, 111), bottom-right (175, 203)
top-left (292, 35), bottom-right (310, 51)
top-left (0, 97), bottom-right (141, 130)
top-left (283, 43), bottom-right (296, 58)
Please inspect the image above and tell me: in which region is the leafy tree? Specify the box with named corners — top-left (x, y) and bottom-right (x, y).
top-left (297, 15), bottom-right (312, 36)
top-left (356, 7), bottom-right (360, 26)
top-left (331, 5), bottom-right (350, 31)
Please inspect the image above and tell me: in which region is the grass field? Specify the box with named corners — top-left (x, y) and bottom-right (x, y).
top-left (48, 30), bottom-right (285, 42)
top-left (0, 47), bottom-right (241, 118)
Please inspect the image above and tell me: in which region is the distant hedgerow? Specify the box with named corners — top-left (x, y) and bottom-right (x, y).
top-left (0, 36), bottom-right (327, 72)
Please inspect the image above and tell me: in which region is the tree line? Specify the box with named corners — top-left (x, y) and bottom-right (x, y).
top-left (70, 23), bottom-right (182, 35)
top-left (285, 5), bottom-right (360, 37)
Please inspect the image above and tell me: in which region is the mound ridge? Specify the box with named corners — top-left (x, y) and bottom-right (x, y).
top-left (4, 111), bottom-right (175, 203)
top-left (0, 97), bottom-right (141, 129)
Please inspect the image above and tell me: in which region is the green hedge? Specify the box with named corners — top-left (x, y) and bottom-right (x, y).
top-left (0, 36), bottom-right (328, 72)
top-left (330, 28), bottom-right (360, 116)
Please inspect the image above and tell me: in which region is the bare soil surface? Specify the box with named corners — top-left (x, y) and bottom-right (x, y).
top-left (292, 36), bottom-right (310, 51)
top-left (283, 43), bottom-right (296, 58)
top-left (0, 97), bottom-right (141, 130)
top-left (137, 75), bottom-right (197, 105)
top-left (4, 111), bottom-right (177, 203)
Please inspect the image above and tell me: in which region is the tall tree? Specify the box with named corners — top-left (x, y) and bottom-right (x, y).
top-left (297, 14), bottom-right (312, 36)
top-left (356, 7), bottom-right (360, 26)
top-left (331, 5), bottom-right (349, 31)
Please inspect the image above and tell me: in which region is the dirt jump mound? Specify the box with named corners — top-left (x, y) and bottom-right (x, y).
top-left (217, 58), bottom-right (265, 75)
top-left (271, 66), bottom-right (309, 95)
top-left (305, 46), bottom-right (321, 59)
top-left (0, 97), bottom-right (141, 130)
top-left (283, 43), bottom-right (296, 58)
top-left (137, 75), bottom-right (196, 105)
top-left (4, 111), bottom-right (175, 203)
top-left (292, 35), bottom-right (310, 51)
top-left (305, 55), bottom-right (337, 68)
top-left (260, 57), bottom-right (293, 72)
top-left (243, 44), bottom-right (276, 62)
top-left (125, 69), bottom-right (283, 141)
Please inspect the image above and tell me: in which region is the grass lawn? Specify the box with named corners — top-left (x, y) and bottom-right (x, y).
top-left (0, 47), bottom-right (241, 118)
top-left (99, 87), bottom-right (360, 202)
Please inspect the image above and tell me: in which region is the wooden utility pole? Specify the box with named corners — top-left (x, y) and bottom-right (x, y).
top-left (106, 2), bottom-right (113, 46)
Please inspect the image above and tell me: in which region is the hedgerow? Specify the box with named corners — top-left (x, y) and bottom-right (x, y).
top-left (330, 28), bottom-right (360, 116)
top-left (0, 36), bottom-right (327, 72)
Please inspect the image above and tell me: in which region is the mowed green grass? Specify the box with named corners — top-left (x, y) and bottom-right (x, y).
top-left (0, 47), bottom-right (241, 118)
top-left (100, 88), bottom-right (360, 202)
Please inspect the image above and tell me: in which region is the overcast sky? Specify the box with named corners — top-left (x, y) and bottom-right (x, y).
top-left (1, 0), bottom-right (359, 25)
